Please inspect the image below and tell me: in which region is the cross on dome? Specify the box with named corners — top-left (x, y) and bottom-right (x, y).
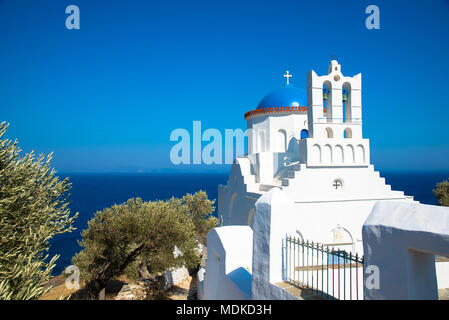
top-left (283, 71), bottom-right (292, 85)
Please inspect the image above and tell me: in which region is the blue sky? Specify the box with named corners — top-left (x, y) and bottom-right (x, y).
top-left (0, 0), bottom-right (448, 172)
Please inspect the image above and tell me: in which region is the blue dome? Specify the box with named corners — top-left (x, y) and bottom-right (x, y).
top-left (257, 86), bottom-right (306, 109)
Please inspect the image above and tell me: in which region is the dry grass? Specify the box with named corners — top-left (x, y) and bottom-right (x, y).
top-left (166, 276), bottom-right (193, 300)
top-left (39, 275), bottom-right (130, 300)
top-left (39, 273), bottom-right (197, 300)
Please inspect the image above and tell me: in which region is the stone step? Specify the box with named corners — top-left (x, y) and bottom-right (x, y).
top-left (275, 282), bottom-right (329, 300)
top-left (287, 171), bottom-right (296, 179)
top-left (281, 178), bottom-right (289, 187)
top-left (259, 184), bottom-right (281, 192)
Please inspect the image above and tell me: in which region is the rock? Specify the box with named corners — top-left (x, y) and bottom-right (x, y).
top-left (164, 266), bottom-right (190, 290)
top-left (115, 284), bottom-right (138, 300)
top-left (99, 288), bottom-right (106, 300)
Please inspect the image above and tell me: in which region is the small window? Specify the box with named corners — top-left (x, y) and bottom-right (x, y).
top-left (300, 129), bottom-right (309, 139)
top-left (344, 128), bottom-right (352, 139)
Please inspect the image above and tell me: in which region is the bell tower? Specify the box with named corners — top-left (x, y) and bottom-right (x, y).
top-left (307, 60), bottom-right (362, 139)
top-left (301, 60), bottom-right (368, 167)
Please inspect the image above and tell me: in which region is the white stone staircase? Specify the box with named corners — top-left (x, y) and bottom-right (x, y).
top-left (277, 162), bottom-right (302, 187)
top-left (270, 163), bottom-right (410, 201)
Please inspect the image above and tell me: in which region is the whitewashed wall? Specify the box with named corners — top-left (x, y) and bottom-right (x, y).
top-left (201, 226), bottom-right (253, 300)
top-left (363, 201), bottom-right (449, 300)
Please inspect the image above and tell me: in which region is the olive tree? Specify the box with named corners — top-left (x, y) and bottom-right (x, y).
top-left (0, 122), bottom-right (78, 300)
top-left (180, 191), bottom-right (217, 245)
top-left (72, 192), bottom-right (217, 299)
top-left (434, 179), bottom-right (449, 207)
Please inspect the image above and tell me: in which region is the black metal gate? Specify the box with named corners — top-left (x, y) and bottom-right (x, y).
top-left (284, 236), bottom-right (364, 300)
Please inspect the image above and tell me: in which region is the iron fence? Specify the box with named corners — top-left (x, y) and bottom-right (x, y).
top-left (284, 236), bottom-right (364, 300)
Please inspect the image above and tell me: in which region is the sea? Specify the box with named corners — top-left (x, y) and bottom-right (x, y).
top-left (48, 171), bottom-right (449, 275)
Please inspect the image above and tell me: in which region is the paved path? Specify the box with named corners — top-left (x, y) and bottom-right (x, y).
top-left (276, 282), bottom-right (329, 300)
top-left (439, 288), bottom-right (449, 300)
top-left (278, 282), bottom-right (449, 300)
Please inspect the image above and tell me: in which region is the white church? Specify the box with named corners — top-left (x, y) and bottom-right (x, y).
top-left (197, 60), bottom-right (449, 300)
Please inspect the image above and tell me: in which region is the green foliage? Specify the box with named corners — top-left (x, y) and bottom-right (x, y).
top-left (72, 191), bottom-right (216, 299)
top-left (0, 122), bottom-right (78, 300)
top-left (433, 179), bottom-right (449, 207)
top-left (180, 191), bottom-right (218, 245)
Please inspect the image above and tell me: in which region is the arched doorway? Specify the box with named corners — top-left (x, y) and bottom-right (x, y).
top-left (277, 129), bottom-right (287, 152)
top-left (342, 82), bottom-right (352, 123)
top-left (327, 226), bottom-right (355, 264)
top-left (323, 81), bottom-right (332, 121)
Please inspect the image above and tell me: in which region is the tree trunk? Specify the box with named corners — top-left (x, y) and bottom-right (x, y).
top-left (87, 279), bottom-right (107, 300)
top-left (138, 262), bottom-right (153, 279)
top-left (86, 244), bottom-right (146, 299)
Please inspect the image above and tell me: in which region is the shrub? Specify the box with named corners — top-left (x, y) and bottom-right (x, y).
top-left (72, 192), bottom-right (217, 299)
top-left (180, 191), bottom-right (217, 245)
top-left (433, 179), bottom-right (449, 207)
top-left (0, 122), bottom-right (78, 300)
